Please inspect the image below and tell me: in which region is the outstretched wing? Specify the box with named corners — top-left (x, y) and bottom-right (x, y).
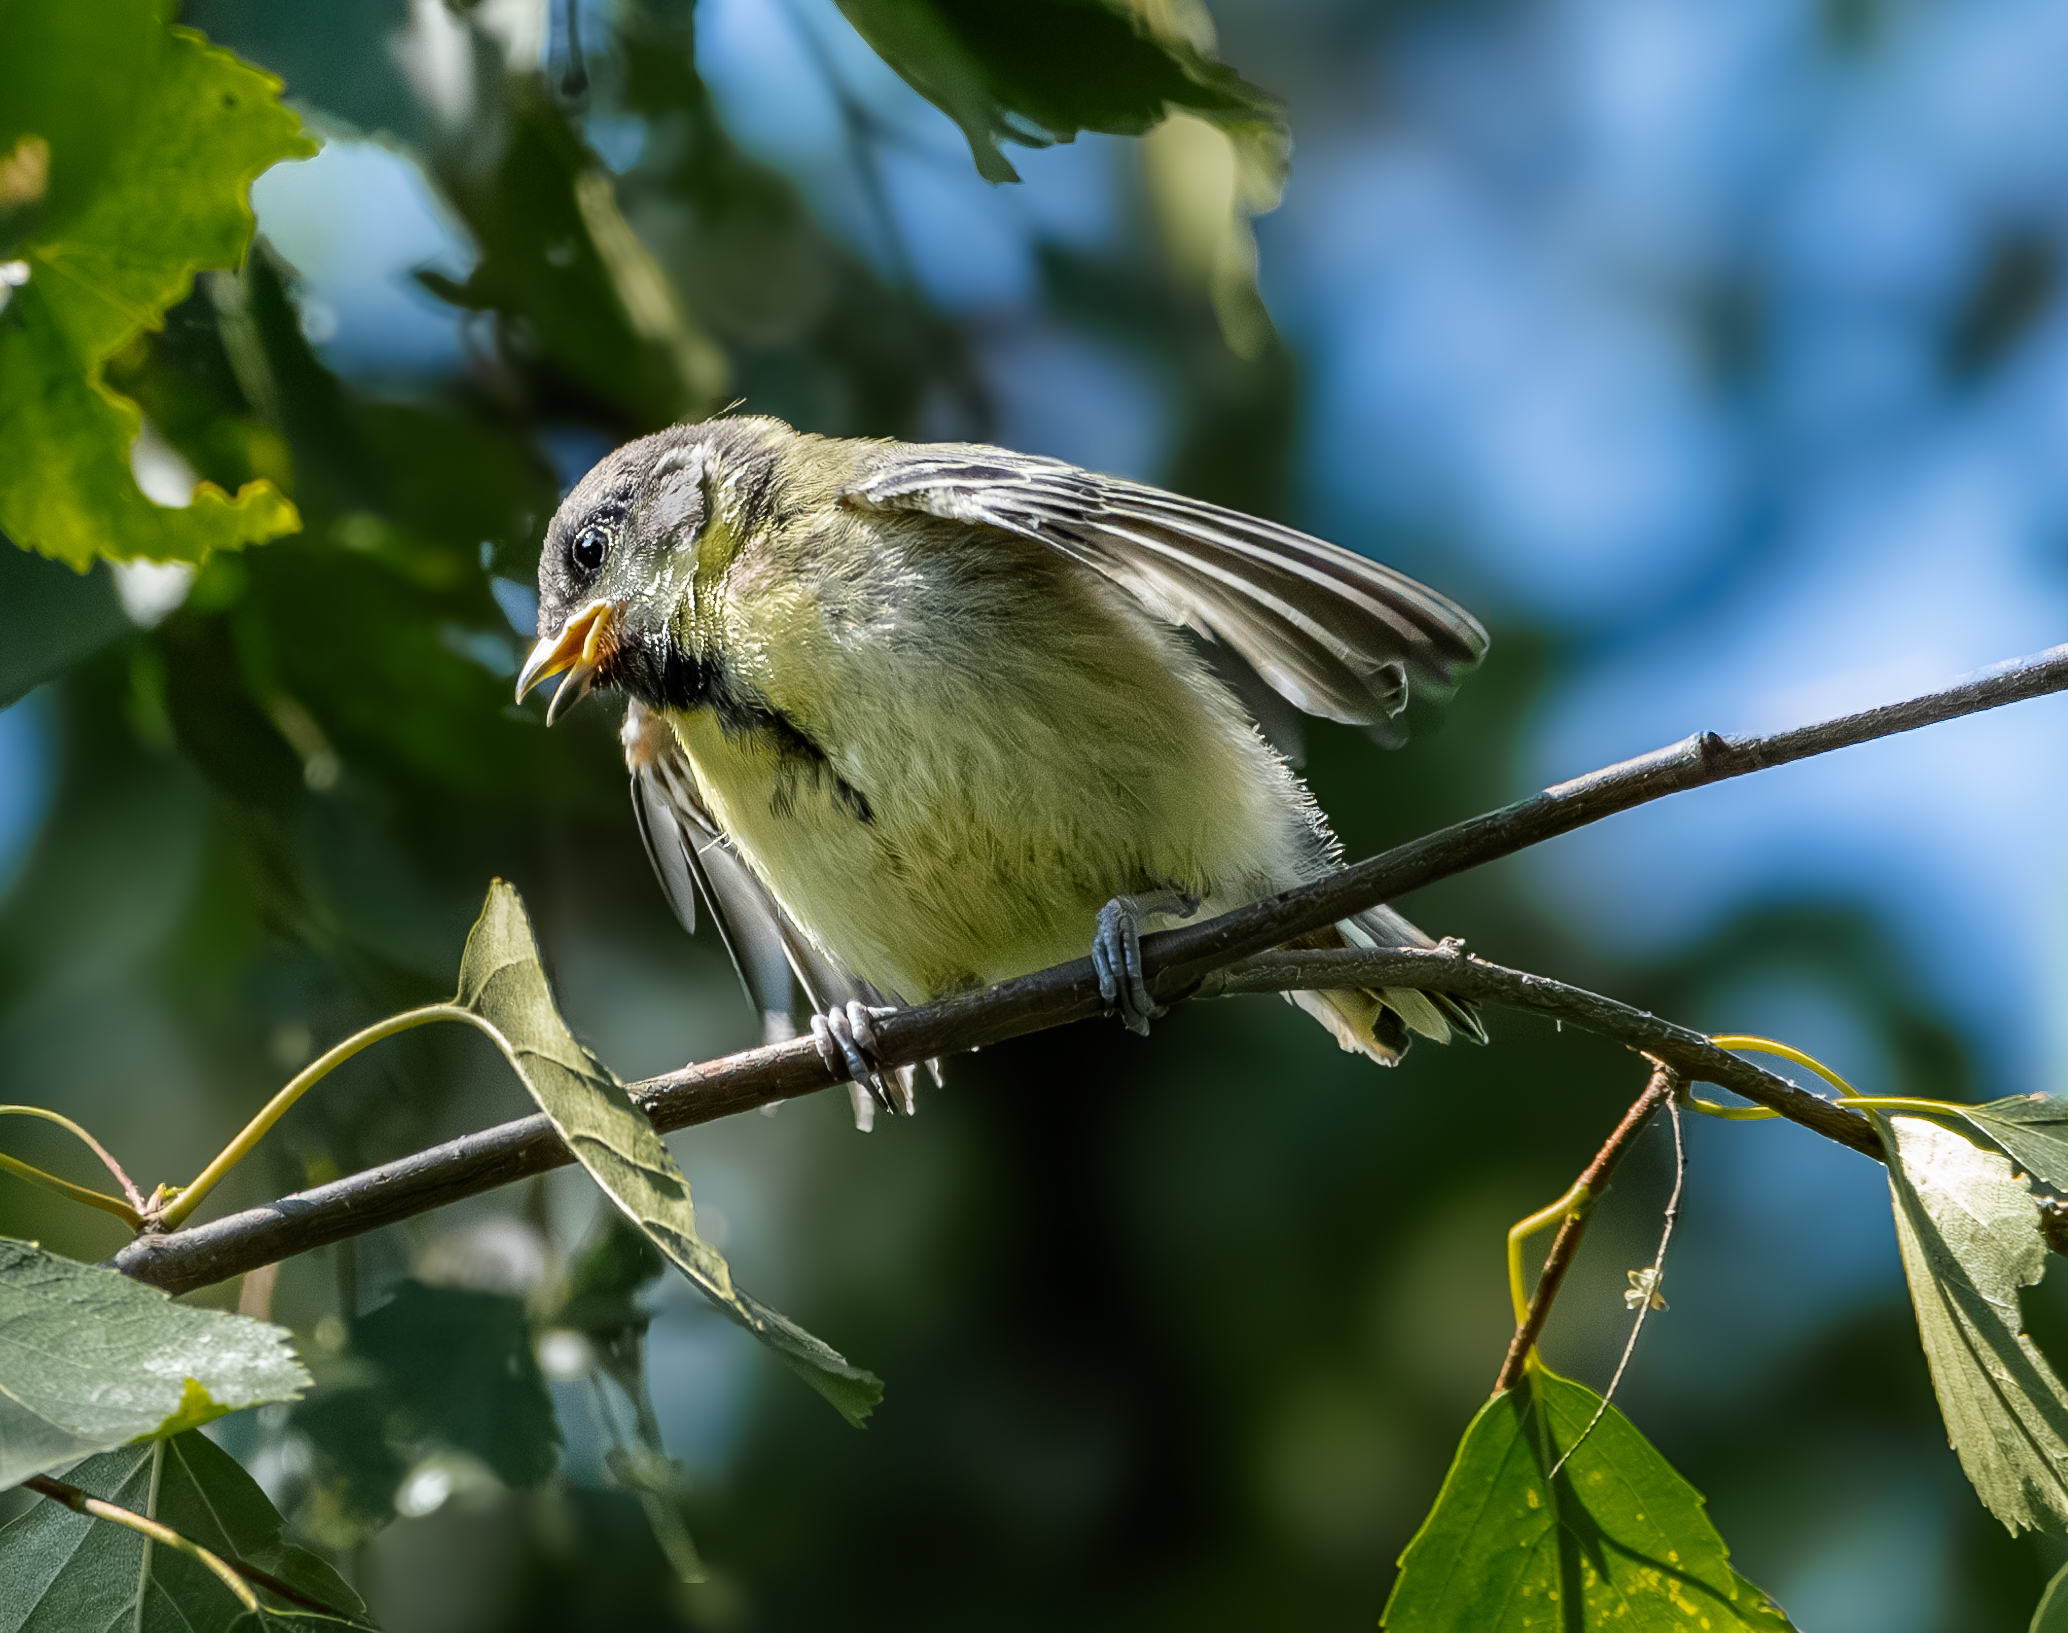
top-left (622, 703), bottom-right (927, 1128)
top-left (842, 444), bottom-right (1488, 745)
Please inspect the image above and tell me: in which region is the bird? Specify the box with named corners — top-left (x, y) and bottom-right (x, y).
top-left (516, 414), bottom-right (1489, 1128)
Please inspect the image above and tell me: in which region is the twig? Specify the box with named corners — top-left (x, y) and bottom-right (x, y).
top-left (22, 1472), bottom-right (358, 1617)
top-left (111, 644), bottom-right (2068, 1295)
top-left (1494, 1062), bottom-right (1677, 1395)
top-left (1548, 1091), bottom-right (1686, 1475)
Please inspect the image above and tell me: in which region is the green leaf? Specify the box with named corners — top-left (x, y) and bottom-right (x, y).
top-left (0, 543), bottom-right (129, 708)
top-left (1875, 1111), bottom-right (2068, 1533)
top-left (455, 880), bottom-right (883, 1425)
top-left (0, 1), bottom-right (313, 571)
top-left (0, 1239), bottom-right (309, 1487)
top-left (1963, 1095), bottom-right (2068, 1191)
top-left (1383, 1365), bottom-right (1796, 1630)
top-left (0, 1431), bottom-right (367, 1630)
top-left (2036, 1558), bottom-right (2068, 1633)
top-left (291, 1279), bottom-right (558, 1516)
top-left (834, 0), bottom-right (1287, 353)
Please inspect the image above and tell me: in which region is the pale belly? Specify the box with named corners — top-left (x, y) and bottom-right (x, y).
top-left (663, 691), bottom-right (1309, 1005)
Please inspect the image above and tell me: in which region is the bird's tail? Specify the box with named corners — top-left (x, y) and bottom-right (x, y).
top-left (1285, 903), bottom-right (1486, 1065)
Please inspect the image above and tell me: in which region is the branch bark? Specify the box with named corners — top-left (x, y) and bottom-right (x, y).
top-left (112, 642), bottom-right (2068, 1295)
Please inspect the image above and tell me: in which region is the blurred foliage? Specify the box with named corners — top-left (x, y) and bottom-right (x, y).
top-left (1, 0), bottom-right (2064, 1627)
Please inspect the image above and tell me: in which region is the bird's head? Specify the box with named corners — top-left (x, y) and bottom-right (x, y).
top-left (516, 418), bottom-right (780, 722)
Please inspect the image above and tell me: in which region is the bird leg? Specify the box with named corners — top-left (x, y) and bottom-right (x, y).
top-left (1093, 888), bottom-right (1201, 1037)
top-left (811, 1000), bottom-right (909, 1126)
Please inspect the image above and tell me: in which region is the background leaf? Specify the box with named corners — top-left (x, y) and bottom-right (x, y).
top-left (0, 1431), bottom-right (365, 1629)
top-left (455, 880), bottom-right (883, 1426)
top-left (290, 1279), bottom-right (559, 1533)
top-left (834, 0), bottom-right (1287, 354)
top-left (0, 0), bottom-right (314, 569)
top-left (1383, 1365), bottom-right (1795, 1630)
top-left (0, 1239), bottom-right (308, 1487)
top-left (1876, 1112), bottom-right (2068, 1533)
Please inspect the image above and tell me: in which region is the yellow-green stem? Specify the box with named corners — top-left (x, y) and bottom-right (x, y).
top-left (157, 1004), bottom-right (490, 1230)
top-left (1708, 1034), bottom-right (1863, 1099)
top-left (0, 1104), bottom-right (144, 1207)
top-left (0, 1152), bottom-right (143, 1227)
top-left (24, 1474), bottom-right (258, 1611)
top-left (1507, 1178), bottom-right (1592, 1329)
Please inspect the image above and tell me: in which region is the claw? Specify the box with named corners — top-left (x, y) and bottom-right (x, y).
top-left (810, 1000), bottom-right (910, 1129)
top-left (1093, 889), bottom-right (1200, 1037)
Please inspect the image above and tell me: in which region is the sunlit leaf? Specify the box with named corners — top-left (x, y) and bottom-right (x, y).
top-left (1963, 1095), bottom-right (2068, 1191)
top-left (1875, 1112), bottom-right (2068, 1532)
top-left (0, 1431), bottom-right (366, 1629)
top-left (0, 1239), bottom-right (309, 1487)
top-left (0, 1), bottom-right (313, 570)
top-left (454, 880), bottom-right (882, 1425)
top-left (1383, 1364), bottom-right (1795, 1630)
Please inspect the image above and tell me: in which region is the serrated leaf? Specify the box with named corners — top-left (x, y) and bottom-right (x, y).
top-left (0, 1), bottom-right (313, 570)
top-left (0, 1239), bottom-right (309, 1487)
top-left (1963, 1095), bottom-right (2068, 1191)
top-left (0, 1431), bottom-right (366, 1630)
top-left (453, 880), bottom-right (882, 1426)
top-left (1875, 1112), bottom-right (2068, 1533)
top-left (1383, 1365), bottom-right (1796, 1630)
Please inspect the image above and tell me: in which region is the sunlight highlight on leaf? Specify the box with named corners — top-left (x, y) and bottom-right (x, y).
top-left (1875, 1112), bottom-right (2068, 1533)
top-left (0, 1239), bottom-right (309, 1487)
top-left (1384, 1365), bottom-right (1795, 1631)
top-left (0, 1), bottom-right (312, 570)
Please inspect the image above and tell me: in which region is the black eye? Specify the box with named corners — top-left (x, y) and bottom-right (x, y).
top-left (571, 525), bottom-right (610, 573)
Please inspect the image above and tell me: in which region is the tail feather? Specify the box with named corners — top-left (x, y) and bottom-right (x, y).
top-left (1286, 902), bottom-right (1488, 1063)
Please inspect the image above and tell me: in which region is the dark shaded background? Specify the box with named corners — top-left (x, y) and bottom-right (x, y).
top-left (4, 0), bottom-right (2068, 1626)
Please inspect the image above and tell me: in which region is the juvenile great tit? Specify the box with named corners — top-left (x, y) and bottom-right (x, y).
top-left (517, 415), bottom-right (1489, 1128)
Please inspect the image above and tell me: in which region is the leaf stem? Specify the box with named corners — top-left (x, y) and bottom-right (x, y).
top-left (156, 1004), bottom-right (486, 1230)
top-left (0, 1104), bottom-right (145, 1208)
top-left (1507, 1178), bottom-right (1592, 1330)
top-left (0, 1152), bottom-right (144, 1227)
top-left (1494, 1061), bottom-right (1678, 1396)
top-left (23, 1473), bottom-right (257, 1612)
top-left (1708, 1034), bottom-right (1861, 1099)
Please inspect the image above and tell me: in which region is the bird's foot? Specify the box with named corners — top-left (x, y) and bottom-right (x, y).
top-left (1093, 889), bottom-right (1200, 1037)
top-left (811, 1001), bottom-right (911, 1123)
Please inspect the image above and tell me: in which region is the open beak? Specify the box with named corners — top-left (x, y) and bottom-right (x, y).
top-left (515, 599), bottom-right (615, 726)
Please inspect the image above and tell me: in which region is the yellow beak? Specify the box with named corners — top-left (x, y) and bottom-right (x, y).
top-left (515, 599), bottom-right (616, 725)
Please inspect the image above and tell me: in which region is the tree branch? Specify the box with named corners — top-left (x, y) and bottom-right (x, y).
top-left (112, 643), bottom-right (2068, 1295)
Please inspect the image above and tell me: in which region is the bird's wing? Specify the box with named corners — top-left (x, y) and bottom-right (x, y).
top-left (622, 703), bottom-right (929, 1127)
top-left (841, 445), bottom-right (1488, 743)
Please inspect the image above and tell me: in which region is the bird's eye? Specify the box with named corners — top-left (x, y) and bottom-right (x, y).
top-left (571, 525), bottom-right (611, 573)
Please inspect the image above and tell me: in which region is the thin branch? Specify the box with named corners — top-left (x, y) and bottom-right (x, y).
top-left (1494, 1062), bottom-right (1677, 1395)
top-left (22, 1472), bottom-right (360, 1618)
top-left (112, 644), bottom-right (2068, 1295)
top-left (23, 1473), bottom-right (258, 1612)
top-left (1547, 1092), bottom-right (1686, 1476)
